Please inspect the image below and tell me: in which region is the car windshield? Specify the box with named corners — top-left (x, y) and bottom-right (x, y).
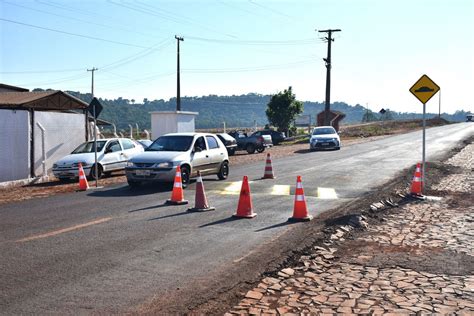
top-left (146, 135), bottom-right (194, 152)
top-left (72, 141), bottom-right (107, 154)
top-left (313, 128), bottom-right (336, 135)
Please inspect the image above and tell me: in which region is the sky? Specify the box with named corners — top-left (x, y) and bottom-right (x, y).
top-left (1, 0), bottom-right (473, 114)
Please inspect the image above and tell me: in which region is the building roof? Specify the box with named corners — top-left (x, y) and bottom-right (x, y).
top-left (0, 90), bottom-right (88, 110)
top-left (0, 83), bottom-right (29, 92)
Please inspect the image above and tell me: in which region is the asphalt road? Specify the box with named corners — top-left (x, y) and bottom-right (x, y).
top-left (0, 123), bottom-right (472, 314)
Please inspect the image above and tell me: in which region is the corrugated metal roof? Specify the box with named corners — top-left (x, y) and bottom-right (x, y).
top-left (0, 83), bottom-right (29, 92)
top-left (0, 90), bottom-right (88, 110)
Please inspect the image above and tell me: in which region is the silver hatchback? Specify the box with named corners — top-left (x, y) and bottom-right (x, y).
top-left (125, 133), bottom-right (229, 188)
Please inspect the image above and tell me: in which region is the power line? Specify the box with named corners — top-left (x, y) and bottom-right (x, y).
top-left (107, 0), bottom-right (237, 39)
top-left (247, 0), bottom-right (294, 20)
top-left (2, 39), bottom-right (172, 76)
top-left (0, 17), bottom-right (150, 48)
top-left (17, 72), bottom-right (90, 87)
top-left (0, 68), bottom-right (85, 74)
top-left (184, 35), bottom-right (317, 46)
top-left (133, 0), bottom-right (237, 38)
top-left (100, 39), bottom-right (173, 70)
top-left (183, 58), bottom-right (318, 74)
top-left (3, 1), bottom-right (157, 39)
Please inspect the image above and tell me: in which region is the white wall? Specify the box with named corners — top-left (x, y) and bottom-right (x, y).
top-left (151, 111), bottom-right (198, 139)
top-left (33, 111), bottom-right (85, 177)
top-left (0, 110), bottom-right (30, 182)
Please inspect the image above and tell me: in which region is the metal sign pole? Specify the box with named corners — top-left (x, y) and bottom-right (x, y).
top-left (93, 104), bottom-right (98, 188)
top-left (422, 102), bottom-right (426, 195)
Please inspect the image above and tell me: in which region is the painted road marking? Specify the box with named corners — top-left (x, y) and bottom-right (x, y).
top-left (220, 181), bottom-right (243, 195)
top-left (271, 185), bottom-right (290, 196)
top-left (214, 182), bottom-right (338, 199)
top-left (220, 181), bottom-right (254, 195)
top-left (317, 187), bottom-right (338, 199)
top-left (16, 217), bottom-right (112, 243)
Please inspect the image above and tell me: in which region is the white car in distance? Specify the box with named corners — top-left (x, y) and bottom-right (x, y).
top-left (309, 126), bottom-right (341, 151)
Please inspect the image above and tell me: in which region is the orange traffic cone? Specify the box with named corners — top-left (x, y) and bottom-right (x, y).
top-left (410, 162), bottom-right (423, 196)
top-left (233, 176), bottom-right (257, 218)
top-left (288, 175), bottom-right (313, 222)
top-left (188, 171), bottom-right (215, 212)
top-left (78, 162), bottom-right (89, 191)
top-left (166, 165), bottom-right (189, 205)
top-left (262, 153), bottom-right (276, 179)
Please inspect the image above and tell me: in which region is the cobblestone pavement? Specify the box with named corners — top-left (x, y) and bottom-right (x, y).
top-left (227, 144), bottom-right (474, 315)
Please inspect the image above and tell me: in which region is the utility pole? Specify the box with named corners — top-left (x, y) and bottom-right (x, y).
top-left (87, 67), bottom-right (99, 188)
top-left (175, 35), bottom-right (184, 111)
top-left (318, 29), bottom-right (341, 126)
top-left (366, 102), bottom-right (369, 122)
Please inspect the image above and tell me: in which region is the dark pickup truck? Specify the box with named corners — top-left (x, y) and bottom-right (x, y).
top-left (228, 131), bottom-right (273, 154)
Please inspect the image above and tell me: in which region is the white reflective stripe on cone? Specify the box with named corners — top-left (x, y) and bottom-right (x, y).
top-left (197, 177), bottom-right (202, 183)
top-left (413, 177), bottom-right (421, 181)
top-left (296, 195), bottom-right (304, 201)
top-left (296, 182), bottom-right (303, 189)
top-left (174, 182), bottom-right (182, 187)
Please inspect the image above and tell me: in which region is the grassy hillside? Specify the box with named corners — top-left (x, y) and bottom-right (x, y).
top-left (45, 89), bottom-right (470, 132)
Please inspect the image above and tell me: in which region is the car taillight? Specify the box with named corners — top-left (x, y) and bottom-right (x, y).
top-left (258, 136), bottom-right (264, 142)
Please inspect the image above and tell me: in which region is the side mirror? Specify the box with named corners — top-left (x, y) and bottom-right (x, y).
top-left (194, 146), bottom-right (202, 153)
top-left (105, 148), bottom-right (112, 154)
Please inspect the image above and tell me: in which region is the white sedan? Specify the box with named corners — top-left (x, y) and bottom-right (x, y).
top-left (309, 126), bottom-right (341, 150)
top-left (52, 138), bottom-right (144, 180)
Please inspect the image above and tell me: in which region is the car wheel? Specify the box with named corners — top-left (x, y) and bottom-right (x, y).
top-left (257, 146), bottom-right (265, 153)
top-left (180, 165), bottom-right (190, 189)
top-left (218, 161), bottom-right (229, 180)
top-left (246, 144), bottom-right (255, 154)
top-left (89, 164), bottom-right (103, 180)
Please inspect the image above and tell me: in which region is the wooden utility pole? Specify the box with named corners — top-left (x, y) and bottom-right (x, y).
top-left (318, 29), bottom-right (341, 126)
top-left (175, 35), bottom-right (184, 111)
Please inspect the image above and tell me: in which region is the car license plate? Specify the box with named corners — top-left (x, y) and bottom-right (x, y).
top-left (321, 142), bottom-right (329, 146)
top-left (135, 169), bottom-right (150, 176)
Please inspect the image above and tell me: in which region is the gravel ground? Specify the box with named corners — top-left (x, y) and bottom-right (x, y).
top-left (225, 143), bottom-right (474, 315)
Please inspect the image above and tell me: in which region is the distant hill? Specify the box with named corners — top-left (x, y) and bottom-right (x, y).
top-left (34, 89), bottom-right (470, 131)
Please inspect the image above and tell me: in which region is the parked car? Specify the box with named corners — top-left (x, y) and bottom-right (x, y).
top-left (52, 138), bottom-right (144, 180)
top-left (228, 131), bottom-right (273, 154)
top-left (309, 126), bottom-right (341, 150)
top-left (136, 139), bottom-right (153, 149)
top-left (253, 130), bottom-right (286, 145)
top-left (125, 133), bottom-right (229, 188)
top-left (216, 133), bottom-right (238, 156)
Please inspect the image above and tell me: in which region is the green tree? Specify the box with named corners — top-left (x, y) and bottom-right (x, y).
top-left (265, 86), bottom-right (303, 134)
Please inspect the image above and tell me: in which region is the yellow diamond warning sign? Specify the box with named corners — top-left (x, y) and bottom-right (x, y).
top-left (410, 74), bottom-right (440, 104)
